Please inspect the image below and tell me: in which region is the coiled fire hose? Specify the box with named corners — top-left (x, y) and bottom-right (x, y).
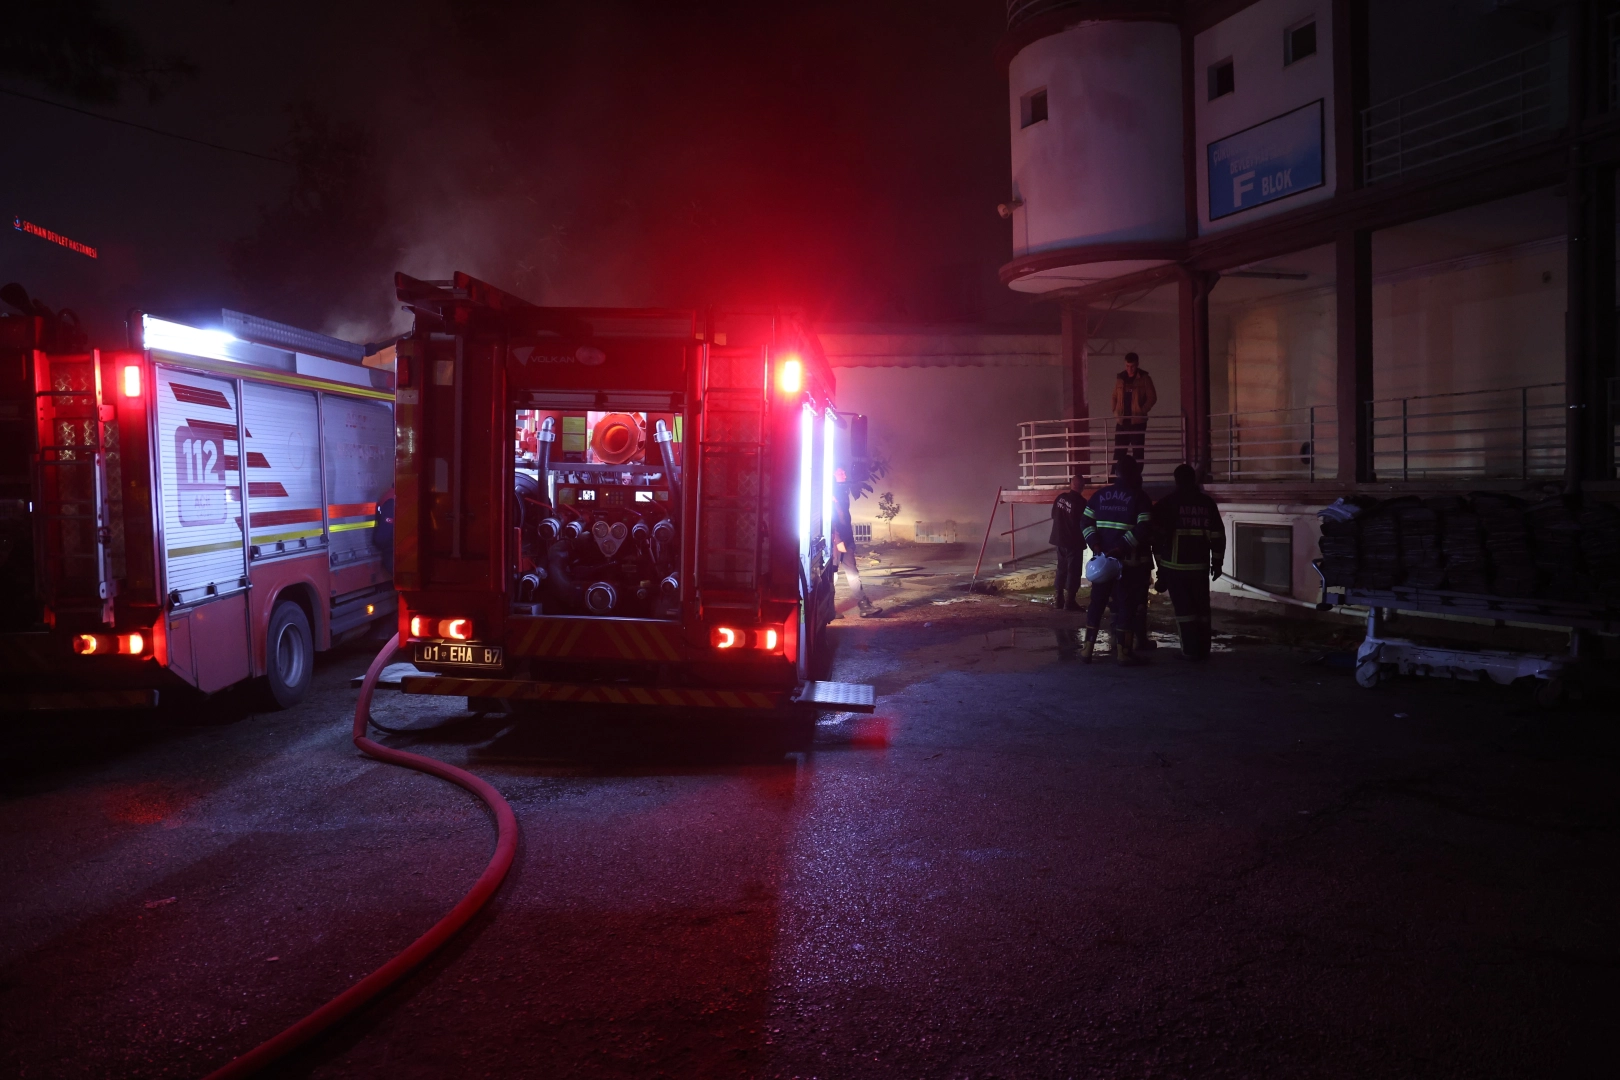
top-left (202, 633), bottom-right (519, 1079)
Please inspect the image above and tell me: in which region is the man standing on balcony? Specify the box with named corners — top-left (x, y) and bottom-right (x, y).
top-left (1112, 352), bottom-right (1157, 463)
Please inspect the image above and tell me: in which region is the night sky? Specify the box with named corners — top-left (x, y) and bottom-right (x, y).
top-left (4, 0), bottom-right (1051, 346)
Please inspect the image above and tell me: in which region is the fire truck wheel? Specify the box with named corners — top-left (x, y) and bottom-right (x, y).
top-left (266, 601), bottom-right (315, 709)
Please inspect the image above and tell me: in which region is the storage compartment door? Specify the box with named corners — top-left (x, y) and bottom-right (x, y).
top-left (155, 368), bottom-right (246, 605)
top-left (242, 383), bottom-right (325, 561)
top-left (321, 396), bottom-right (394, 569)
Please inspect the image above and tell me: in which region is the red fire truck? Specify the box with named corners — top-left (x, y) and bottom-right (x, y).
top-left (0, 302), bottom-right (397, 710)
top-left (391, 272), bottom-right (873, 714)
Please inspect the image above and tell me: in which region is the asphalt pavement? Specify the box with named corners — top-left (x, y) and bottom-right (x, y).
top-left (1, 550), bottom-right (1615, 1079)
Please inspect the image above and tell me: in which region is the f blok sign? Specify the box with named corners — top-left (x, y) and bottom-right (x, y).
top-left (1207, 100), bottom-right (1325, 221)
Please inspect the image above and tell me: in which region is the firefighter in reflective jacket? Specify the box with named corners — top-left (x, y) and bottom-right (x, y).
top-left (1048, 472), bottom-right (1087, 610)
top-left (1150, 464), bottom-right (1226, 661)
top-left (1080, 452), bottom-right (1153, 665)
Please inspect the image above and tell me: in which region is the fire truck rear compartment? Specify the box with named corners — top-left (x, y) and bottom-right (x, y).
top-left (513, 404), bottom-right (682, 620)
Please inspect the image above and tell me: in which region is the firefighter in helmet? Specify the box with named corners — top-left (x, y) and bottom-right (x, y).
top-left (1080, 451), bottom-right (1154, 665)
top-left (1048, 470), bottom-right (1087, 610)
top-left (1150, 463), bottom-right (1226, 660)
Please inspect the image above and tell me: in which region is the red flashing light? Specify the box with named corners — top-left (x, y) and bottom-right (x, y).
top-left (408, 616), bottom-right (473, 641)
top-left (121, 364), bottom-right (142, 398)
top-left (776, 356), bottom-right (803, 395)
top-left (73, 634), bottom-right (101, 655)
top-left (709, 626), bottom-right (784, 654)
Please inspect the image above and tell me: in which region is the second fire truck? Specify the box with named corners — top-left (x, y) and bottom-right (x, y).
top-left (0, 301), bottom-right (397, 710)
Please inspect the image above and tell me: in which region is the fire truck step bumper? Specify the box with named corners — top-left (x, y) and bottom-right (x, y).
top-left (0, 689), bottom-right (160, 711)
top-left (792, 680), bottom-right (877, 712)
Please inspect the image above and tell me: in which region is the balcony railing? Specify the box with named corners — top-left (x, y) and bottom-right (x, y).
top-left (1209, 405), bottom-right (1339, 483)
top-left (1365, 383), bottom-right (1565, 482)
top-left (1362, 36), bottom-right (1565, 185)
top-left (1017, 416), bottom-right (1184, 489)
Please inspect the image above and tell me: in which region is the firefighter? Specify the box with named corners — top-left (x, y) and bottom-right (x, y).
top-left (832, 467), bottom-right (881, 618)
top-left (1150, 463), bottom-right (1226, 660)
top-left (1080, 451), bottom-right (1153, 665)
top-left (1048, 471), bottom-right (1087, 610)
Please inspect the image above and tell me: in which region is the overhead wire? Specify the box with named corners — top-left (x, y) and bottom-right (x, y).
top-left (0, 86), bottom-right (292, 166)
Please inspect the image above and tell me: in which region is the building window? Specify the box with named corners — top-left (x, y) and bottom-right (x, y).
top-left (1020, 88), bottom-right (1048, 128)
top-left (1285, 19), bottom-right (1317, 65)
top-left (1208, 59), bottom-right (1235, 100)
top-left (1235, 524), bottom-right (1293, 594)
top-left (853, 522), bottom-right (872, 544)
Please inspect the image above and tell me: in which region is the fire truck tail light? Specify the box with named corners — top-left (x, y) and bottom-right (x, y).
top-left (440, 618), bottom-right (472, 640)
top-left (122, 632), bottom-right (145, 655)
top-left (409, 616), bottom-right (423, 638)
top-left (777, 356), bottom-right (803, 395)
top-left (73, 634), bottom-right (101, 655)
top-left (710, 626), bottom-right (783, 653)
top-left (121, 364), bottom-right (142, 398)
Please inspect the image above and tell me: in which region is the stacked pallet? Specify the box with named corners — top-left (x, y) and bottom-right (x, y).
top-left (1396, 504), bottom-right (1444, 588)
top-left (1580, 503), bottom-right (1620, 605)
top-left (1472, 493), bottom-right (1535, 597)
top-left (1316, 492), bottom-right (1619, 603)
top-left (1434, 497), bottom-right (1488, 593)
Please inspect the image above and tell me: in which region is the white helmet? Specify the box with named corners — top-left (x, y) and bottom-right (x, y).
top-left (1084, 554), bottom-right (1122, 584)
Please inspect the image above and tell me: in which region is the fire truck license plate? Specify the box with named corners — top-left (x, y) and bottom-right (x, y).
top-left (415, 642), bottom-right (504, 668)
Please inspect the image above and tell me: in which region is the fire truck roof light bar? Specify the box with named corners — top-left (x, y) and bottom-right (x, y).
top-left (222, 308), bottom-right (366, 364)
top-left (141, 315), bottom-right (238, 361)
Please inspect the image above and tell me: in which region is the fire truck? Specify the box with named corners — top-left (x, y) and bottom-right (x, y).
top-left (0, 300), bottom-right (397, 710)
top-left (391, 272), bottom-right (873, 714)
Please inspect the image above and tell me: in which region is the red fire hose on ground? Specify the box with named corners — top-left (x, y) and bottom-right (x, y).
top-left (202, 634), bottom-right (519, 1080)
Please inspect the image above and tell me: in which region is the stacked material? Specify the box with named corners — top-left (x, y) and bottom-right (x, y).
top-left (1580, 502), bottom-right (1620, 605)
top-left (1526, 496), bottom-right (1585, 602)
top-left (1433, 496), bottom-right (1488, 593)
top-left (1315, 497), bottom-right (1370, 587)
top-left (1354, 500), bottom-right (1407, 589)
top-left (1396, 504), bottom-right (1444, 588)
top-left (1471, 493), bottom-right (1536, 597)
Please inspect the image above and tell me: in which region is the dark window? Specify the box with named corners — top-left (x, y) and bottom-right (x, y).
top-left (1208, 59), bottom-right (1235, 100)
top-left (1285, 20), bottom-right (1317, 65)
top-left (1235, 524), bottom-right (1293, 594)
top-left (1021, 88), bottom-right (1048, 128)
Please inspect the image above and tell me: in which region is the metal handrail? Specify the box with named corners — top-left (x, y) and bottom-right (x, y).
top-left (1361, 36), bottom-right (1564, 184)
top-left (1017, 415), bottom-right (1184, 488)
top-left (1365, 382), bottom-right (1565, 481)
top-left (1210, 405), bottom-right (1338, 482)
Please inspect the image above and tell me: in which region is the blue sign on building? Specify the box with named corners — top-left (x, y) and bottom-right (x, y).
top-left (1207, 100), bottom-right (1324, 221)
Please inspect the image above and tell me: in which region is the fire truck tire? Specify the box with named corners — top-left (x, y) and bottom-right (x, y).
top-left (265, 601), bottom-right (315, 709)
